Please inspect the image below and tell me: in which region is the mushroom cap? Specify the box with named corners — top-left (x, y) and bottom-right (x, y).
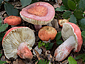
top-left (2, 27), bottom-right (35, 59)
top-left (58, 19), bottom-right (69, 27)
top-left (20, 2), bottom-right (55, 25)
top-left (38, 26), bottom-right (57, 41)
top-left (4, 16), bottom-right (21, 25)
top-left (61, 22), bottom-right (83, 52)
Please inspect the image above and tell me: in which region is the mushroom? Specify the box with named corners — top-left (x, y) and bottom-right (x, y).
top-left (20, 2), bottom-right (55, 30)
top-left (58, 19), bottom-right (69, 27)
top-left (4, 16), bottom-right (21, 27)
top-left (38, 26), bottom-right (57, 42)
top-left (54, 22), bottom-right (83, 61)
top-left (2, 27), bottom-right (35, 59)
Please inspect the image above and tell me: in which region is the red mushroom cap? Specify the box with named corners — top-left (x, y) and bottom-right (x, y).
top-left (38, 26), bottom-right (57, 41)
top-left (20, 2), bottom-right (55, 25)
top-left (4, 16), bottom-right (21, 25)
top-left (61, 22), bottom-right (83, 52)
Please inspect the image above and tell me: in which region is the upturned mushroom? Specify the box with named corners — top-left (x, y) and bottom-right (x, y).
top-left (4, 16), bottom-right (21, 27)
top-left (54, 22), bottom-right (83, 61)
top-left (58, 19), bottom-right (69, 27)
top-left (20, 2), bottom-right (55, 30)
top-left (2, 27), bottom-right (35, 59)
top-left (38, 26), bottom-right (57, 41)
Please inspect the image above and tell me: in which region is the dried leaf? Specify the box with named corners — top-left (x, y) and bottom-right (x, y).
top-left (13, 59), bottom-right (25, 64)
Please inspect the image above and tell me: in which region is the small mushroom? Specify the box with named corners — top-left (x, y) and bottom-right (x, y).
top-left (58, 19), bottom-right (69, 27)
top-left (20, 2), bottom-right (55, 30)
top-left (2, 27), bottom-right (35, 59)
top-left (38, 26), bottom-right (57, 42)
top-left (4, 16), bottom-right (21, 27)
top-left (54, 22), bottom-right (83, 61)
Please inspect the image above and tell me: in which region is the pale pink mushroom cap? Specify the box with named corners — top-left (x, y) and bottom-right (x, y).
top-left (20, 2), bottom-right (55, 25)
top-left (2, 27), bottom-right (35, 59)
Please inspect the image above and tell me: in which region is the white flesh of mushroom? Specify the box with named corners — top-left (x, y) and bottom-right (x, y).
top-left (61, 23), bottom-right (77, 51)
top-left (54, 23), bottom-right (80, 61)
top-left (2, 27), bottom-right (35, 59)
top-left (54, 36), bottom-right (76, 61)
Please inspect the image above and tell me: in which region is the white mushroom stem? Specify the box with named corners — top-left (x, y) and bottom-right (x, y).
top-left (54, 36), bottom-right (76, 61)
top-left (43, 39), bottom-right (51, 43)
top-left (34, 25), bottom-right (42, 30)
top-left (17, 42), bottom-right (33, 59)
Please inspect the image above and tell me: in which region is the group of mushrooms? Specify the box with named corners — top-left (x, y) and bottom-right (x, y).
top-left (2, 2), bottom-right (83, 62)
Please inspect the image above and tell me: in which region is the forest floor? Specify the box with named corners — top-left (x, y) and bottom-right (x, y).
top-left (0, 0), bottom-right (85, 64)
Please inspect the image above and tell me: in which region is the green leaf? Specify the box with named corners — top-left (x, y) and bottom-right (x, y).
top-left (0, 54), bottom-right (2, 57)
top-left (38, 41), bottom-right (42, 48)
top-left (4, 2), bottom-right (19, 16)
top-left (0, 0), bottom-right (3, 7)
top-left (45, 43), bottom-right (53, 50)
top-left (68, 0), bottom-right (76, 10)
top-left (56, 40), bottom-right (63, 45)
top-left (42, 42), bottom-right (45, 46)
top-left (75, 54), bottom-right (85, 59)
top-left (5, 0), bottom-right (9, 1)
top-left (75, 54), bottom-right (85, 62)
top-left (70, 0), bottom-right (80, 4)
top-left (55, 6), bottom-right (67, 11)
top-left (56, 31), bottom-right (61, 40)
top-left (74, 10), bottom-right (83, 19)
top-left (0, 33), bottom-right (5, 41)
top-left (79, 18), bottom-right (85, 31)
top-left (68, 56), bottom-right (77, 64)
top-left (0, 17), bottom-right (2, 23)
top-left (0, 24), bottom-right (8, 32)
top-left (0, 60), bottom-right (6, 64)
top-left (76, 0), bottom-right (80, 3)
top-left (69, 15), bottom-right (77, 24)
top-left (38, 59), bottom-right (49, 64)
top-left (62, 0), bottom-right (69, 9)
top-left (62, 11), bottom-right (72, 19)
top-left (79, 0), bottom-right (85, 11)
top-left (31, 0), bottom-right (38, 3)
top-left (81, 31), bottom-right (85, 39)
top-left (20, 0), bottom-right (32, 7)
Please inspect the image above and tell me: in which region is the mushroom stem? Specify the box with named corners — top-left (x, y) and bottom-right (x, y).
top-left (43, 39), bottom-right (51, 43)
top-left (17, 42), bottom-right (33, 59)
top-left (34, 25), bottom-right (42, 30)
top-left (54, 36), bottom-right (76, 61)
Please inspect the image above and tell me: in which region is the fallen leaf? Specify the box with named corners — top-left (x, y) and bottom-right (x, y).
top-left (53, 3), bottom-right (60, 8)
top-left (51, 19), bottom-right (59, 29)
top-left (13, 59), bottom-right (25, 64)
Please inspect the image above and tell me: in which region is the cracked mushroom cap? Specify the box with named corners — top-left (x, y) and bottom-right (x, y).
top-left (20, 2), bottom-right (55, 25)
top-left (2, 27), bottom-right (35, 59)
top-left (4, 16), bottom-right (21, 25)
top-left (38, 26), bottom-right (57, 41)
top-left (61, 22), bottom-right (83, 52)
